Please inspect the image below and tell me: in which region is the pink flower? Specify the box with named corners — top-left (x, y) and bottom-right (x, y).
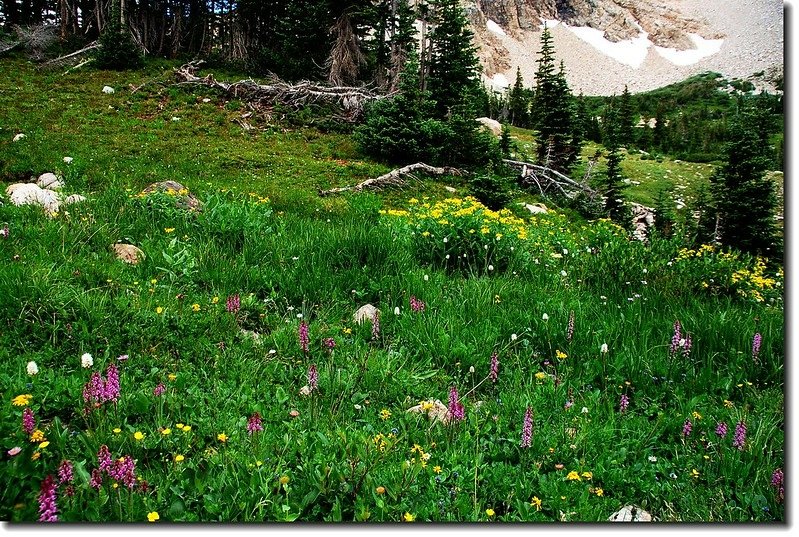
top-left (89, 468), bottom-right (103, 489)
top-left (732, 420), bottom-right (747, 450)
top-left (58, 460), bottom-right (74, 484)
top-left (752, 333), bottom-right (762, 362)
top-left (7, 447), bottom-right (21, 457)
top-left (489, 352), bottom-right (499, 383)
top-left (38, 475), bottom-right (58, 522)
top-left (247, 412), bottom-right (264, 434)
top-left (682, 419), bottom-right (693, 437)
top-left (619, 394), bottom-right (629, 413)
top-left (566, 310), bottom-right (575, 342)
top-left (153, 383), bottom-right (166, 396)
top-left (22, 407), bottom-right (35, 435)
top-left (308, 364), bottom-right (318, 391)
top-left (299, 321), bottom-right (309, 354)
top-left (521, 407), bottom-right (533, 448)
top-left (410, 296), bottom-right (425, 313)
top-left (448, 386), bottom-right (465, 423)
top-left (103, 364), bottom-right (120, 403)
top-left (98, 445), bottom-right (113, 473)
top-left (226, 294), bottom-right (240, 314)
top-left (670, 320), bottom-right (682, 357)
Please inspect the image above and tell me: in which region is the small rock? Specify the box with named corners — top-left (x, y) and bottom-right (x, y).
top-left (353, 304), bottom-right (380, 325)
top-left (63, 156), bottom-right (73, 164)
top-left (202, 98), bottom-right (211, 103)
top-left (111, 243), bottom-right (145, 265)
top-left (171, 116), bottom-right (181, 121)
top-left (522, 202), bottom-right (548, 214)
top-left (289, 409), bottom-right (300, 418)
top-left (63, 194), bottom-right (87, 205)
top-left (406, 399), bottom-right (451, 425)
top-left (476, 117), bottom-right (502, 136)
top-left (299, 385), bottom-right (312, 396)
top-left (608, 505), bottom-right (652, 522)
top-left (36, 172), bottom-right (64, 190)
top-left (5, 183), bottom-right (60, 213)
top-left (102, 86), bottom-right (115, 94)
top-left (12, 133), bottom-right (25, 142)
top-left (444, 186), bottom-right (457, 193)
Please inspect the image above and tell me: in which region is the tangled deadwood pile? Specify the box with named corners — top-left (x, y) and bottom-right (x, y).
top-left (503, 159), bottom-right (597, 199)
top-left (174, 61), bottom-right (391, 121)
top-left (318, 163), bottom-right (466, 196)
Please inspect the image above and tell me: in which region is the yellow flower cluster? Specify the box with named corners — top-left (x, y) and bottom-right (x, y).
top-left (12, 394), bottom-right (32, 407)
top-left (372, 432), bottom-right (396, 453)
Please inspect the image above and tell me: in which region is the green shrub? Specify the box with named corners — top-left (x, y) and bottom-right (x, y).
top-left (95, 22), bottom-right (142, 70)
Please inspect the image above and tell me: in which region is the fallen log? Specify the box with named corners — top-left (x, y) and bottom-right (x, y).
top-left (319, 163), bottom-right (466, 196)
top-left (42, 41), bottom-right (99, 67)
top-left (174, 61), bottom-right (391, 120)
top-left (502, 159), bottom-right (597, 197)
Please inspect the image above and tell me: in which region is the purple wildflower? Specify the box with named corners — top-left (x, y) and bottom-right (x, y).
top-left (153, 383), bottom-right (166, 397)
top-left (63, 485), bottom-right (75, 498)
top-left (299, 321), bottom-right (309, 354)
top-left (58, 460), bottom-right (73, 485)
top-left (323, 337), bottom-right (336, 350)
top-left (752, 333), bottom-right (762, 362)
top-left (97, 445), bottom-right (113, 473)
top-left (83, 371), bottom-right (104, 404)
top-left (38, 475), bottom-right (58, 522)
top-left (566, 310), bottom-right (575, 342)
top-left (371, 311), bottom-right (380, 341)
top-left (682, 419), bottom-right (693, 437)
top-left (771, 468), bottom-right (784, 502)
top-left (715, 421), bottom-right (728, 437)
top-left (247, 412), bottom-right (264, 434)
top-left (521, 407), bottom-right (533, 448)
top-left (670, 321), bottom-right (682, 357)
top-left (489, 352), bottom-right (499, 383)
top-left (89, 468), bottom-right (103, 489)
top-left (308, 364), bottom-right (318, 391)
top-left (22, 407), bottom-right (35, 435)
top-left (564, 399), bottom-right (574, 410)
top-left (619, 394), bottom-right (630, 413)
top-left (410, 296), bottom-right (425, 313)
top-left (732, 420), bottom-right (747, 450)
top-left (109, 456), bottom-right (136, 489)
top-left (226, 293), bottom-right (240, 314)
top-left (682, 334), bottom-right (692, 358)
top-left (103, 364), bottom-right (120, 403)
top-left (448, 386), bottom-right (465, 423)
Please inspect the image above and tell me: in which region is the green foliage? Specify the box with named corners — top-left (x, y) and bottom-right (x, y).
top-left (469, 168), bottom-right (514, 210)
top-left (95, 22), bottom-right (143, 71)
top-left (598, 106), bottom-right (630, 225)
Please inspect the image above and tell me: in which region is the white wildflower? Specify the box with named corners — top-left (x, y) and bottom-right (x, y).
top-left (27, 361), bottom-right (39, 375)
top-left (600, 343), bottom-right (608, 354)
top-left (81, 353), bottom-right (93, 368)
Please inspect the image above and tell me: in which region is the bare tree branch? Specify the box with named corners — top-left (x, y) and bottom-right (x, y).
top-left (319, 163), bottom-right (467, 196)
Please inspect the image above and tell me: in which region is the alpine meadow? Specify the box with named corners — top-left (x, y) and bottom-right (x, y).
top-left (0, 0), bottom-right (785, 524)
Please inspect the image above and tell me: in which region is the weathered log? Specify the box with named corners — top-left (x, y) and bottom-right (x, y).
top-left (502, 159), bottom-right (597, 196)
top-left (319, 163), bottom-right (466, 196)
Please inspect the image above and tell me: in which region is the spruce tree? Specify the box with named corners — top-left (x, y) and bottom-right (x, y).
top-left (618, 84), bottom-right (635, 146)
top-left (711, 116), bottom-right (779, 257)
top-left (508, 67), bottom-right (528, 127)
top-left (600, 105), bottom-right (629, 225)
top-left (427, 0), bottom-right (481, 117)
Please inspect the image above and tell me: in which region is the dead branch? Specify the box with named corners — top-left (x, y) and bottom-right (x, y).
top-left (319, 163), bottom-right (467, 196)
top-left (503, 159), bottom-right (597, 198)
top-left (42, 41), bottom-right (99, 67)
top-left (174, 61), bottom-right (392, 121)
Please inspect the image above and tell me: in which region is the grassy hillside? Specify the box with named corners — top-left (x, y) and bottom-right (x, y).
top-left (0, 59), bottom-right (784, 523)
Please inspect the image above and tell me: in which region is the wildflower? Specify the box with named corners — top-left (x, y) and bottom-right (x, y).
top-left (308, 364), bottom-right (318, 391)
top-left (153, 383), bottom-right (166, 396)
top-left (771, 468), bottom-right (784, 502)
top-left (555, 350), bottom-right (567, 360)
top-left (486, 508), bottom-right (495, 517)
top-left (732, 421), bottom-right (747, 450)
top-left (542, 313), bottom-right (549, 321)
top-left (31, 451), bottom-right (41, 461)
top-left (323, 337), bottom-right (335, 350)
top-left (595, 488), bottom-right (604, 496)
top-left (600, 343), bottom-right (608, 354)
top-left (168, 374), bottom-right (177, 381)
top-left (39, 441), bottom-right (50, 449)
top-left (247, 412), bottom-right (264, 434)
top-left (164, 228), bottom-right (175, 233)
top-left (156, 306), bottom-right (164, 314)
top-left (134, 431), bottom-right (144, 441)
top-left (489, 352), bottom-right (499, 383)
top-left (83, 371), bottom-right (104, 406)
top-left (110, 456), bottom-right (137, 489)
top-left (648, 456), bottom-right (657, 462)
top-left (212, 296), bottom-right (219, 304)
top-left (581, 472), bottom-right (593, 480)
top-left (98, 445), bottom-right (113, 472)
top-left (299, 321), bottom-right (309, 354)
top-left (38, 475), bottom-right (58, 522)
top-left (27, 361), bottom-right (39, 375)
top-left (104, 364), bottom-right (120, 403)
top-left (174, 455), bottom-right (185, 462)
top-left (410, 295), bottom-right (425, 313)
top-left (692, 411), bottom-right (702, 420)
top-left (117, 354), bottom-right (128, 361)
top-left (376, 486), bottom-right (386, 494)
top-left (113, 428), bottom-right (121, 434)
top-left (433, 466), bottom-right (442, 474)
top-left (81, 353), bottom-right (93, 368)
top-left (511, 333), bottom-right (518, 341)
top-left (182, 425), bottom-right (192, 432)
top-left (564, 400), bottom-right (573, 410)
top-left (22, 408), bottom-right (35, 435)
top-left (723, 399), bottom-right (734, 408)
top-left (566, 310), bottom-right (575, 342)
top-left (161, 428), bottom-right (171, 436)
top-left (226, 294), bottom-right (240, 314)
top-left (30, 430), bottom-right (45, 443)
top-left (380, 409), bottom-right (392, 420)
top-left (530, 497), bottom-right (542, 511)
top-left (535, 372), bottom-right (547, 381)
top-left (619, 394), bottom-right (629, 413)
top-left (217, 433), bottom-right (228, 443)
top-left (90, 469), bottom-right (103, 489)
top-left (8, 447), bottom-right (22, 457)
top-left (682, 419), bottom-right (693, 437)
top-left (403, 512), bottom-right (415, 522)
top-left (147, 512), bottom-right (160, 522)
top-left (12, 394), bottom-right (32, 406)
top-left (691, 468), bottom-right (700, 479)
top-left (192, 303), bottom-right (200, 312)
top-left (682, 334), bottom-right (692, 358)
top-left (279, 475), bottom-right (290, 485)
top-left (448, 386), bottom-right (465, 423)
top-left (670, 321), bottom-right (682, 357)
top-left (566, 471), bottom-right (581, 481)
top-left (0, 223), bottom-right (8, 239)
top-left (342, 327), bottom-right (352, 335)
top-left (521, 407), bottom-right (533, 448)
top-left (752, 333), bottom-right (762, 362)
top-left (371, 311), bottom-right (380, 340)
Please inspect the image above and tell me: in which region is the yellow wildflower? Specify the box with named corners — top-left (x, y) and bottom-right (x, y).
top-left (724, 400), bottom-right (734, 408)
top-left (581, 471), bottom-right (593, 480)
top-left (217, 433), bottom-right (228, 443)
top-left (147, 512), bottom-right (160, 522)
top-left (161, 428), bottom-right (172, 436)
top-left (168, 374), bottom-right (177, 381)
top-left (212, 296), bottom-right (219, 304)
top-left (486, 508), bottom-right (495, 517)
top-left (192, 303), bottom-right (200, 312)
top-left (279, 475), bottom-right (290, 485)
top-left (12, 394), bottom-right (32, 406)
top-left (691, 469), bottom-right (700, 479)
top-left (164, 228), bottom-right (175, 233)
top-left (38, 441), bottom-right (50, 449)
top-left (566, 471), bottom-right (581, 481)
top-left (134, 431), bottom-right (144, 441)
top-left (531, 497), bottom-right (542, 511)
top-left (692, 411), bottom-right (702, 420)
top-left (403, 512), bottom-right (416, 522)
top-left (174, 454), bottom-right (185, 462)
top-left (535, 372), bottom-right (547, 381)
top-left (376, 486), bottom-right (386, 494)
top-left (113, 428), bottom-right (122, 434)
top-left (176, 423), bottom-right (184, 429)
top-left (182, 425), bottom-right (192, 432)
top-left (156, 306), bottom-right (164, 314)
top-left (29, 430), bottom-right (45, 443)
top-left (556, 350), bottom-right (567, 360)
top-left (31, 452), bottom-right (41, 461)
top-left (594, 488), bottom-right (604, 497)
top-left (380, 409), bottom-right (392, 420)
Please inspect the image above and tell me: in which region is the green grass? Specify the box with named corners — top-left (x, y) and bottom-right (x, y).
top-left (0, 59), bottom-right (785, 523)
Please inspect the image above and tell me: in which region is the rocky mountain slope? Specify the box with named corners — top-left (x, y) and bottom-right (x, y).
top-left (464, 0), bottom-right (783, 95)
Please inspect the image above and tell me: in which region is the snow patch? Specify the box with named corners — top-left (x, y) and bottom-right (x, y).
top-left (491, 73), bottom-right (510, 90)
top-left (486, 19), bottom-right (506, 36)
top-left (566, 25), bottom-right (651, 68)
top-left (540, 19), bottom-right (560, 29)
top-left (654, 33), bottom-right (724, 66)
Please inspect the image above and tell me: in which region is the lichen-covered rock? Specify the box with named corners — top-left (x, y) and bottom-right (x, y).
top-left (140, 181), bottom-right (202, 212)
top-left (111, 243), bottom-right (145, 265)
top-left (5, 183), bottom-right (60, 213)
top-left (36, 172), bottom-right (64, 190)
top-left (608, 505), bottom-right (652, 522)
top-left (353, 304), bottom-right (380, 325)
top-left (476, 116), bottom-right (502, 136)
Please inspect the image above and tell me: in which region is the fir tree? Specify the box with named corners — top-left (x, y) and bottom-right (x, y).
top-left (711, 115), bottom-right (779, 257)
top-left (600, 105), bottom-right (629, 225)
top-left (618, 84), bottom-right (635, 146)
top-left (508, 67), bottom-right (529, 127)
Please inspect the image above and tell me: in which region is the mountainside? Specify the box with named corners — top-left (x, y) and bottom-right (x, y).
top-left (465, 0), bottom-right (784, 95)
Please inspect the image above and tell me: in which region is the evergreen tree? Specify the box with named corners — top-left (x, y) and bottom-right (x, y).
top-left (427, 0), bottom-right (481, 117)
top-left (499, 123), bottom-right (513, 157)
top-left (95, 3), bottom-right (142, 70)
top-left (618, 84), bottom-right (635, 146)
top-left (653, 105), bottom-right (667, 151)
top-left (532, 27), bottom-right (578, 173)
top-left (691, 181), bottom-right (718, 247)
top-left (508, 67), bottom-right (528, 127)
top-left (599, 105), bottom-right (629, 225)
top-left (710, 116), bottom-right (779, 257)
